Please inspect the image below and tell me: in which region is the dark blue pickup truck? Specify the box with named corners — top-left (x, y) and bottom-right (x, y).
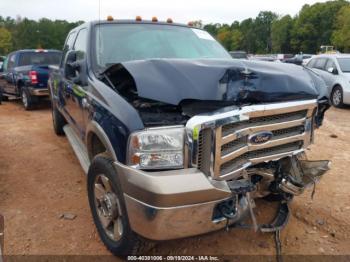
top-left (0, 49), bottom-right (61, 110)
top-left (49, 18), bottom-right (330, 257)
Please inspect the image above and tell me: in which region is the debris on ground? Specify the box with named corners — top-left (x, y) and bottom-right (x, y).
top-left (59, 213), bottom-right (77, 220)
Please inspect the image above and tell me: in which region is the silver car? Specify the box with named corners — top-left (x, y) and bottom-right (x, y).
top-left (307, 54), bottom-right (350, 107)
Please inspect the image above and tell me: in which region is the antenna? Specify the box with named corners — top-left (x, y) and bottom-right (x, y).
top-left (98, 0), bottom-right (102, 65)
top-left (99, 0), bottom-right (101, 23)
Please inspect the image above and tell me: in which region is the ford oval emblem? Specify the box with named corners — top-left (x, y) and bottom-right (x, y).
top-left (249, 131), bottom-right (273, 145)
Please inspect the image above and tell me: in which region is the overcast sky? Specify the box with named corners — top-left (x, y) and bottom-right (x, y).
top-left (0, 0), bottom-right (329, 24)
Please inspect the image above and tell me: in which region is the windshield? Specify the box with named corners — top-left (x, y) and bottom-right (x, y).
top-left (337, 58), bottom-right (350, 73)
top-left (18, 52), bottom-right (61, 66)
top-left (94, 23), bottom-right (231, 69)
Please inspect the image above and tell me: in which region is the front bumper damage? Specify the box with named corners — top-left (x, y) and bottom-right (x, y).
top-left (113, 159), bottom-right (330, 241)
top-left (113, 163), bottom-right (232, 240)
top-left (113, 99), bottom-right (330, 241)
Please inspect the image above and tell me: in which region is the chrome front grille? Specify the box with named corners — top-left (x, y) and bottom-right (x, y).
top-left (187, 100), bottom-right (317, 180)
top-left (219, 141), bottom-right (303, 177)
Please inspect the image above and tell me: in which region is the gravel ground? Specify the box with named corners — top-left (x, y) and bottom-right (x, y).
top-left (0, 100), bottom-right (349, 260)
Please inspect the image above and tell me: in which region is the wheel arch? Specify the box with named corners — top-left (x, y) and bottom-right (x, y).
top-left (332, 83), bottom-right (342, 91)
top-left (16, 79), bottom-right (25, 94)
top-left (86, 121), bottom-right (118, 162)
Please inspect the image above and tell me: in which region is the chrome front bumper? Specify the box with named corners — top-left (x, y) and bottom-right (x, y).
top-left (113, 162), bottom-right (233, 240)
top-left (29, 87), bottom-right (49, 96)
top-left (124, 195), bottom-right (229, 240)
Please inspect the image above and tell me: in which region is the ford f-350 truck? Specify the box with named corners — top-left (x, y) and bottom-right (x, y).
top-left (49, 18), bottom-right (330, 256)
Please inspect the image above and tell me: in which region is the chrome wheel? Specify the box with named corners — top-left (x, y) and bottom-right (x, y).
top-left (22, 90), bottom-right (28, 108)
top-left (332, 89), bottom-right (342, 106)
top-left (94, 174), bottom-right (123, 241)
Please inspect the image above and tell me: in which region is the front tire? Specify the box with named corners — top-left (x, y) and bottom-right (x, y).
top-left (87, 155), bottom-right (152, 257)
top-left (331, 86), bottom-right (344, 108)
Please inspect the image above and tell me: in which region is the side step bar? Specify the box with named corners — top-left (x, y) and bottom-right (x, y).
top-left (63, 125), bottom-right (90, 174)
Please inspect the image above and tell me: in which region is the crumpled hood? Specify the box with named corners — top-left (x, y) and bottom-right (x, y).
top-left (120, 58), bottom-right (328, 105)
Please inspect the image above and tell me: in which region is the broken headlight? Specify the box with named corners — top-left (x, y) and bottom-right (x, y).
top-left (127, 127), bottom-right (185, 169)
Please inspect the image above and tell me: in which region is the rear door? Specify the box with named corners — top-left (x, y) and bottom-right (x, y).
top-left (3, 52), bottom-right (17, 94)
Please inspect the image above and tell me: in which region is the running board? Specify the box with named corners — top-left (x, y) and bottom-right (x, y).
top-left (63, 125), bottom-right (90, 174)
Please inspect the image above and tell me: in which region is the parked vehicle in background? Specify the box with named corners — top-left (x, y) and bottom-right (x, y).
top-left (250, 55), bottom-right (280, 62)
top-left (229, 51), bottom-right (248, 59)
top-left (0, 56), bottom-right (5, 71)
top-left (284, 54), bottom-right (314, 66)
top-left (307, 54), bottom-right (350, 107)
top-left (302, 54), bottom-right (315, 66)
top-left (0, 49), bottom-right (62, 110)
top-left (276, 54), bottom-right (294, 61)
top-left (49, 18), bottom-right (330, 257)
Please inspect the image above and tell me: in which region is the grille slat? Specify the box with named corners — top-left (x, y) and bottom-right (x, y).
top-left (220, 141), bottom-right (303, 176)
top-left (222, 110), bottom-right (307, 137)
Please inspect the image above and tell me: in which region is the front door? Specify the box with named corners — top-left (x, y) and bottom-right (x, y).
top-left (62, 28), bottom-right (88, 139)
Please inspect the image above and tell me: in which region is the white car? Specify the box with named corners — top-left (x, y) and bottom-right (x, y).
top-left (307, 54), bottom-right (350, 107)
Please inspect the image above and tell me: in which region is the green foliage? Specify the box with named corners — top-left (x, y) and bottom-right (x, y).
top-left (291, 0), bottom-right (348, 53)
top-left (206, 0), bottom-right (350, 54)
top-left (332, 5), bottom-right (350, 52)
top-left (271, 15), bottom-right (293, 53)
top-left (0, 27), bottom-right (12, 54)
top-left (0, 15), bottom-right (83, 55)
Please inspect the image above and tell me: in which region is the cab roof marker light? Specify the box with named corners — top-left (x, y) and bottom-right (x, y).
top-left (107, 15), bottom-right (114, 21)
top-left (136, 16), bottom-right (142, 22)
top-left (35, 49), bottom-right (47, 53)
top-left (152, 17), bottom-right (158, 22)
top-left (166, 18), bottom-right (173, 23)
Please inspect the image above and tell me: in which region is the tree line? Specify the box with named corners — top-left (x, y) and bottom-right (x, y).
top-left (0, 16), bottom-right (83, 55)
top-left (1, 0), bottom-right (350, 56)
top-left (203, 0), bottom-right (350, 54)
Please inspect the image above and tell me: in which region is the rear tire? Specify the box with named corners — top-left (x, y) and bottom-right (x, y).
top-left (51, 102), bottom-right (66, 136)
top-left (21, 87), bottom-right (37, 110)
top-left (331, 86), bottom-right (344, 108)
top-left (87, 155), bottom-right (153, 257)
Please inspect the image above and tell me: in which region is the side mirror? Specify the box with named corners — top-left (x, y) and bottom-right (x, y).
top-left (327, 67), bottom-right (338, 75)
top-left (64, 50), bottom-right (87, 85)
